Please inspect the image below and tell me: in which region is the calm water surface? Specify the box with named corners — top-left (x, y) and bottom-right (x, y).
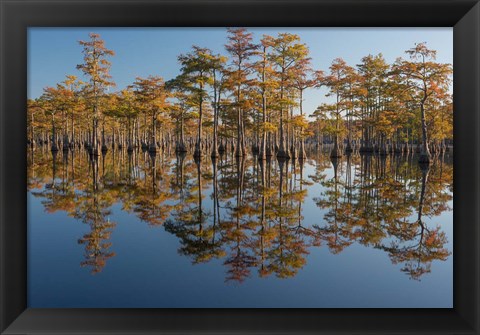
top-left (27, 146), bottom-right (453, 307)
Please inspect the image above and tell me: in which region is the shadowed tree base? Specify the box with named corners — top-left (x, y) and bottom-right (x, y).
top-left (379, 146), bottom-right (388, 156)
top-left (276, 155), bottom-right (289, 165)
top-left (359, 146), bottom-right (374, 153)
top-left (235, 147), bottom-right (247, 157)
top-left (175, 143), bottom-right (187, 153)
top-left (330, 145), bottom-right (342, 158)
top-left (276, 148), bottom-right (290, 160)
top-left (148, 150), bottom-right (156, 159)
top-left (148, 142), bottom-right (157, 153)
top-left (87, 146), bottom-right (101, 157)
top-left (265, 147), bottom-right (273, 157)
top-left (211, 149), bottom-right (219, 158)
top-left (330, 156), bottom-right (340, 171)
top-left (418, 153), bottom-right (431, 165)
top-left (345, 140), bottom-right (353, 153)
top-left (194, 147), bottom-right (203, 158)
top-left (258, 148), bottom-right (268, 160)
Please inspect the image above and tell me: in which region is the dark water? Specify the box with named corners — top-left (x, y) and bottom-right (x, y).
top-left (27, 146), bottom-right (453, 308)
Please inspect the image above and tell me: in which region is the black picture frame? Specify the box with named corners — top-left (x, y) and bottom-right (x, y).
top-left (1, 0), bottom-right (479, 334)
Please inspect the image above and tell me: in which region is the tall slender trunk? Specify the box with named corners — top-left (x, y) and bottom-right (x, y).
top-left (101, 118), bottom-right (107, 152)
top-left (71, 114), bottom-right (75, 148)
top-left (149, 112), bottom-right (157, 153)
top-left (331, 91), bottom-right (342, 158)
top-left (212, 72), bottom-right (219, 158)
top-left (418, 95), bottom-right (431, 164)
top-left (260, 49), bottom-right (267, 160)
top-left (235, 77), bottom-right (244, 157)
top-left (194, 81), bottom-right (203, 157)
top-left (51, 113), bottom-right (58, 152)
top-left (298, 88), bottom-right (306, 160)
top-left (30, 111), bottom-right (35, 148)
top-left (277, 70), bottom-right (289, 159)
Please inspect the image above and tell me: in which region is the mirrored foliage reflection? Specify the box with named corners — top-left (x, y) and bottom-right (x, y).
top-left (28, 145), bottom-right (452, 282)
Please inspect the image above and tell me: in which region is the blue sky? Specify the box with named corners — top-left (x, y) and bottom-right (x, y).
top-left (28, 27), bottom-right (452, 117)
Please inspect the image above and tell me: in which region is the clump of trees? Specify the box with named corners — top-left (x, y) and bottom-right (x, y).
top-left (28, 31), bottom-right (453, 166)
top-left (312, 46), bottom-right (452, 163)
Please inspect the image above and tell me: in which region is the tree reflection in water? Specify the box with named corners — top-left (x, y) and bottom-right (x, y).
top-left (28, 146), bottom-right (452, 281)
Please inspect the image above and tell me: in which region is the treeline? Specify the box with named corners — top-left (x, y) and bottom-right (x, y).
top-left (27, 29), bottom-right (452, 164)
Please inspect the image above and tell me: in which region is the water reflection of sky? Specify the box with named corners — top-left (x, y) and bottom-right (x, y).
top-left (28, 150), bottom-right (453, 308)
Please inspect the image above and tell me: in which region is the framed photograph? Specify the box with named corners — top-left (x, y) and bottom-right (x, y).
top-left (1, 0), bottom-right (479, 334)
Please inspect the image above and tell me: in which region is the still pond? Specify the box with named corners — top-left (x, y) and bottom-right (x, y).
top-left (27, 146), bottom-right (453, 308)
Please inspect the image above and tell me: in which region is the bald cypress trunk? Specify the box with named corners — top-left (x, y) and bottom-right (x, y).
top-left (418, 98), bottom-right (431, 164)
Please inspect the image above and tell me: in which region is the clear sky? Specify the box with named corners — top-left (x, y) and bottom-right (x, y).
top-left (28, 27), bottom-right (452, 117)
